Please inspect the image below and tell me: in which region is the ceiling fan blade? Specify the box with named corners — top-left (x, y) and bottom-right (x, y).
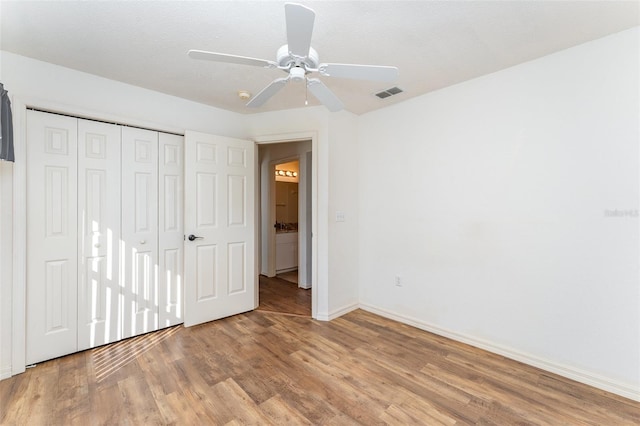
top-left (318, 63), bottom-right (399, 82)
top-left (285, 3), bottom-right (315, 58)
top-left (307, 78), bottom-right (344, 112)
top-left (188, 50), bottom-right (276, 68)
top-left (247, 78), bottom-right (289, 108)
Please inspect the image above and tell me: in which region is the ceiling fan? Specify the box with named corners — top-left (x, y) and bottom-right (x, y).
top-left (188, 3), bottom-right (399, 112)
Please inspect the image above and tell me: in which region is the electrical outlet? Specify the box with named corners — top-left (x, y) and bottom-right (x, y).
top-left (394, 275), bottom-right (402, 287)
top-left (336, 211), bottom-right (345, 222)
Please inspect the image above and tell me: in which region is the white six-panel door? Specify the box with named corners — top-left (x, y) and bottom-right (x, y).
top-left (121, 127), bottom-right (159, 338)
top-left (77, 119), bottom-right (122, 351)
top-left (26, 110), bottom-right (79, 364)
top-left (184, 131), bottom-right (256, 327)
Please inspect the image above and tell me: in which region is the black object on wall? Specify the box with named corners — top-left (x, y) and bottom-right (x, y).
top-left (0, 83), bottom-right (15, 162)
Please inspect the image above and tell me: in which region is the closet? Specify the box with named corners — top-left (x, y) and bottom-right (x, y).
top-left (25, 110), bottom-right (183, 364)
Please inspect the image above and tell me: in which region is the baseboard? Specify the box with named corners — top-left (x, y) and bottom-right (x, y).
top-left (359, 303), bottom-right (640, 402)
top-left (316, 302), bottom-right (359, 321)
top-left (0, 366), bottom-right (11, 381)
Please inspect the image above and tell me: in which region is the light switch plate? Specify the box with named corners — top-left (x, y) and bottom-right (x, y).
top-left (336, 211), bottom-right (345, 222)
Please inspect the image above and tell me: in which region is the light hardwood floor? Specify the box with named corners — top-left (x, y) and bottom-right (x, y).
top-left (1, 309), bottom-right (638, 425)
top-left (257, 274), bottom-right (311, 317)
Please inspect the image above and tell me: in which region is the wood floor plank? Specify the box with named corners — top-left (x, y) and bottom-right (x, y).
top-left (161, 388), bottom-right (211, 425)
top-left (1, 305), bottom-right (639, 425)
top-left (53, 352), bottom-right (91, 424)
top-left (259, 394), bottom-right (314, 425)
top-left (211, 378), bottom-right (274, 424)
top-left (393, 392), bottom-right (460, 425)
top-left (117, 374), bottom-right (165, 425)
top-left (289, 349), bottom-right (390, 424)
top-left (434, 352), bottom-right (619, 425)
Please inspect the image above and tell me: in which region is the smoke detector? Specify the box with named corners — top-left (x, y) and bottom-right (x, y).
top-left (238, 90), bottom-right (251, 100)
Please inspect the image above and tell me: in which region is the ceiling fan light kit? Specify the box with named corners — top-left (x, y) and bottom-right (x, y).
top-left (188, 3), bottom-right (399, 112)
top-left (289, 66), bottom-right (306, 83)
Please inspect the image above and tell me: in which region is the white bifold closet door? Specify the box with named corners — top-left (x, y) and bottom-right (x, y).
top-left (121, 127), bottom-right (159, 338)
top-left (77, 119), bottom-right (122, 351)
top-left (120, 128), bottom-right (185, 336)
top-left (26, 110), bottom-right (184, 365)
top-left (26, 111), bottom-right (79, 365)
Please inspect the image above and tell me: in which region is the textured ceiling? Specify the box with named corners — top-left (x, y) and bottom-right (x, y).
top-left (1, 1), bottom-right (638, 115)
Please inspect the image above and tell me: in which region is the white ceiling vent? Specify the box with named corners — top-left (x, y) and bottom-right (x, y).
top-left (375, 86), bottom-right (403, 99)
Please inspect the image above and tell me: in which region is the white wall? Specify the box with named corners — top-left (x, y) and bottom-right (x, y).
top-left (0, 59), bottom-right (13, 379)
top-left (0, 160), bottom-right (13, 379)
top-left (357, 27), bottom-right (640, 400)
top-left (327, 113), bottom-right (360, 316)
top-left (0, 52), bottom-right (247, 137)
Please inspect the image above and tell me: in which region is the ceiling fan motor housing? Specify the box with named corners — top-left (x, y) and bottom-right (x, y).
top-left (277, 44), bottom-right (319, 70)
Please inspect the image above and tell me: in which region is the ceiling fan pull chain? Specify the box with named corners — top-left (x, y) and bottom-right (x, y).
top-left (305, 78), bottom-right (309, 106)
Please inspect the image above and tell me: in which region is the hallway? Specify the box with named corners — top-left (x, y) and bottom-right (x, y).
top-left (257, 273), bottom-right (311, 317)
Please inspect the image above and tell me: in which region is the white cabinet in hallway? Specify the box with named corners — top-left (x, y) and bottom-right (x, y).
top-left (25, 110), bottom-right (183, 364)
top-left (275, 231), bottom-right (298, 272)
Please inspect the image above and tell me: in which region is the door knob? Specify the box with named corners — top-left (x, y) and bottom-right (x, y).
top-left (188, 234), bottom-right (203, 241)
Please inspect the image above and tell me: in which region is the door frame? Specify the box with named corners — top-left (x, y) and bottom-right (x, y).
top-left (255, 133), bottom-right (318, 319)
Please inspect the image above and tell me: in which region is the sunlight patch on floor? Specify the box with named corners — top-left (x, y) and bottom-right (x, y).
top-left (92, 325), bottom-right (181, 382)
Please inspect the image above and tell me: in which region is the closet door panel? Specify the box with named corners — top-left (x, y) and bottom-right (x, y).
top-left (26, 110), bottom-right (79, 364)
top-left (159, 133), bottom-right (184, 327)
top-left (77, 119), bottom-right (121, 350)
top-left (122, 127), bottom-right (159, 338)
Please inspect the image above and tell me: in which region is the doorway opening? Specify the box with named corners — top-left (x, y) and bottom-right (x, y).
top-left (256, 140), bottom-right (312, 317)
